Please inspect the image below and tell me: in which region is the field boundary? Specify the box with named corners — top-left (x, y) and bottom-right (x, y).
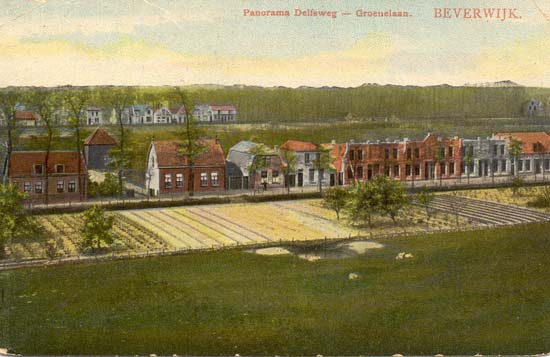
top-left (1, 220), bottom-right (538, 271)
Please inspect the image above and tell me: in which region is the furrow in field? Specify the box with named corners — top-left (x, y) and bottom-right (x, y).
top-left (153, 210), bottom-right (221, 248)
top-left (120, 211), bottom-right (192, 249)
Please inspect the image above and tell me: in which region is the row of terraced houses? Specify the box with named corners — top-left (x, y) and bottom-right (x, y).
top-left (5, 129), bottom-right (550, 202)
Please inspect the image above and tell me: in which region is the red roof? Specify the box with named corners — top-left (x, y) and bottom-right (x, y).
top-left (211, 105), bottom-right (236, 111)
top-left (494, 132), bottom-right (550, 154)
top-left (9, 151), bottom-right (86, 176)
top-left (84, 128), bottom-right (118, 146)
top-left (15, 111), bottom-right (39, 121)
top-left (152, 139), bottom-right (225, 167)
top-left (280, 140), bottom-right (319, 152)
top-left (169, 105), bottom-right (186, 114)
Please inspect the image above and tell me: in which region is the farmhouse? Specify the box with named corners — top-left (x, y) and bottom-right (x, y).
top-left (227, 141), bottom-right (285, 190)
top-left (15, 111), bottom-right (40, 126)
top-left (8, 151), bottom-right (87, 203)
top-left (146, 138), bottom-right (226, 196)
top-left (84, 128), bottom-right (118, 170)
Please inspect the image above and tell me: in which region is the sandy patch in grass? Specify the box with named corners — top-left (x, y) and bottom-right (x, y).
top-left (248, 247), bottom-right (292, 256)
top-left (346, 241), bottom-right (384, 254)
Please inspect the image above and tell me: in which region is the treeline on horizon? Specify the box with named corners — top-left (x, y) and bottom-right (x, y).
top-left (3, 84), bottom-right (550, 122)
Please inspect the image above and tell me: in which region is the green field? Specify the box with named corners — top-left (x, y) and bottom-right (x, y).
top-left (1, 223), bottom-right (549, 355)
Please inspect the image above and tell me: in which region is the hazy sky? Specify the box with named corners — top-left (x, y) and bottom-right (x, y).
top-left (0, 0), bottom-right (548, 87)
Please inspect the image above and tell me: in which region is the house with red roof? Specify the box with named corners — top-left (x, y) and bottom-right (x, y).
top-left (493, 132), bottom-right (550, 176)
top-left (146, 138), bottom-right (226, 196)
top-left (84, 128), bottom-right (118, 170)
top-left (280, 140), bottom-right (336, 187)
top-left (15, 111), bottom-right (40, 126)
top-left (192, 104), bottom-right (237, 123)
top-left (8, 151), bottom-right (87, 203)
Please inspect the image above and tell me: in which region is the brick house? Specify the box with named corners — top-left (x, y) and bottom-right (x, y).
top-left (84, 128), bottom-right (118, 170)
top-left (329, 133), bottom-right (463, 185)
top-left (8, 151), bottom-right (87, 203)
top-left (493, 132), bottom-right (550, 176)
top-left (146, 139), bottom-right (226, 196)
top-left (226, 141), bottom-right (285, 190)
top-left (280, 140), bottom-right (335, 187)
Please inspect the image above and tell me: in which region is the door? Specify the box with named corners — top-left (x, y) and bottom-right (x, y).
top-left (298, 172), bottom-right (303, 187)
top-left (330, 173), bottom-right (335, 187)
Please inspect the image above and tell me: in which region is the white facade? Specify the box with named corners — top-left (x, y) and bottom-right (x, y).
top-left (193, 104), bottom-right (237, 123)
top-left (145, 144), bottom-right (160, 196)
top-left (86, 107), bottom-right (104, 126)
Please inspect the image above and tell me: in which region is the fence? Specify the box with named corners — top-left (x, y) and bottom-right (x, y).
top-left (1, 219), bottom-right (537, 271)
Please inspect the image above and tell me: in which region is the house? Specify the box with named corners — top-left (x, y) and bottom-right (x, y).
top-left (15, 111), bottom-right (40, 126)
top-left (280, 140), bottom-right (335, 187)
top-left (8, 151), bottom-right (87, 203)
top-left (226, 141), bottom-right (285, 190)
top-left (146, 138), bottom-right (226, 196)
top-left (84, 128), bottom-right (118, 170)
top-left (322, 141), bottom-right (347, 186)
top-left (123, 104), bottom-right (154, 125)
top-left (193, 104), bottom-right (237, 123)
top-left (85, 106), bottom-right (104, 126)
top-left (152, 106), bottom-right (174, 124)
top-left (329, 133), bottom-right (463, 185)
top-left (527, 99), bottom-right (545, 117)
top-left (460, 137), bottom-right (510, 178)
top-left (493, 132), bottom-right (550, 176)
top-left (168, 105), bottom-right (187, 123)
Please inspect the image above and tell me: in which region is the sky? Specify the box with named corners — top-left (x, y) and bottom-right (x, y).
top-left (0, 0), bottom-right (548, 87)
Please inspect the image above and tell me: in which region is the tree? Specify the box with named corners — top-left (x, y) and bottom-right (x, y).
top-left (27, 89), bottom-right (62, 205)
top-left (464, 150), bottom-right (473, 184)
top-left (0, 184), bottom-right (38, 258)
top-left (172, 87), bottom-right (206, 196)
top-left (509, 136), bottom-right (523, 177)
top-left (0, 90), bottom-right (24, 184)
top-left (416, 186), bottom-right (436, 223)
top-left (63, 88), bottom-right (91, 201)
top-left (374, 175), bottom-right (408, 224)
top-left (312, 147), bottom-right (333, 193)
top-left (99, 87), bottom-right (137, 193)
top-left (80, 205), bottom-right (114, 252)
top-left (345, 181), bottom-right (378, 228)
top-left (247, 143), bottom-right (270, 191)
top-left (279, 149), bottom-right (296, 194)
top-left (323, 186), bottom-right (349, 220)
top-left (434, 145), bottom-right (445, 187)
top-left (511, 176), bottom-right (525, 197)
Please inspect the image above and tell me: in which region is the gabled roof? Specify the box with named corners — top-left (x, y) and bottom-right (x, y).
top-left (9, 151), bottom-right (86, 176)
top-left (494, 132), bottom-right (550, 154)
top-left (152, 139), bottom-right (225, 167)
top-left (86, 106), bottom-right (103, 111)
top-left (280, 140), bottom-right (319, 152)
top-left (169, 105), bottom-right (186, 114)
top-left (229, 140), bottom-right (258, 153)
top-left (15, 111), bottom-right (39, 121)
top-left (84, 128), bottom-right (118, 146)
top-left (211, 105), bottom-right (236, 111)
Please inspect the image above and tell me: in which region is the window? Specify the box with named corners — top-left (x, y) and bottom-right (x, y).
top-left (176, 174), bottom-right (184, 188)
top-left (393, 148), bottom-right (398, 159)
top-left (23, 182), bottom-right (32, 193)
top-left (448, 146), bottom-right (454, 157)
top-left (492, 160), bottom-right (498, 172)
top-left (393, 165), bottom-right (400, 177)
top-left (356, 166), bottom-right (363, 179)
top-left (493, 145), bottom-right (498, 156)
top-left (414, 164), bottom-right (421, 176)
top-left (384, 166), bottom-right (390, 176)
top-left (35, 181), bottom-right (43, 194)
top-left (518, 160), bottom-right (524, 172)
top-left (34, 164), bottom-right (44, 175)
top-left (211, 172), bottom-right (219, 186)
top-left (441, 163), bottom-right (446, 176)
top-left (261, 170), bottom-right (268, 178)
top-left (449, 162), bottom-right (455, 175)
top-left (525, 160), bottom-right (531, 171)
top-left (57, 180), bottom-right (64, 193)
top-left (272, 170), bottom-right (280, 184)
top-left (414, 148), bottom-right (420, 158)
top-left (200, 172), bottom-right (208, 186)
top-left (164, 174), bottom-right (172, 188)
top-left (406, 164), bottom-right (412, 176)
top-left (384, 148), bottom-right (390, 159)
top-left (68, 180), bottom-right (76, 193)
top-left (357, 150), bottom-right (363, 160)
top-left (55, 164), bottom-right (65, 173)
top-left (349, 150), bottom-right (355, 160)
top-left (309, 169), bottom-right (315, 182)
top-left (406, 148), bottom-right (412, 160)
top-left (438, 147), bottom-right (445, 158)
top-left (305, 153), bottom-right (310, 164)
top-left (500, 145), bottom-right (505, 156)
top-left (502, 160), bottom-right (507, 172)
top-left (545, 159), bottom-right (550, 171)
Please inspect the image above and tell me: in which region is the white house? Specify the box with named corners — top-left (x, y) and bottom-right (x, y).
top-left (279, 140), bottom-right (335, 187)
top-left (193, 104), bottom-right (237, 123)
top-left (85, 106), bottom-right (104, 126)
top-left (123, 104), bottom-right (154, 125)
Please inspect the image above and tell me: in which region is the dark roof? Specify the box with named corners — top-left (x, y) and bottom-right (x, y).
top-left (153, 139), bottom-right (225, 167)
top-left (84, 128), bottom-right (118, 146)
top-left (9, 151), bottom-right (86, 176)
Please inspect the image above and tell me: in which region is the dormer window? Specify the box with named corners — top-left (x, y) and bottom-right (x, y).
top-left (55, 164), bottom-right (65, 173)
top-left (34, 164), bottom-right (44, 175)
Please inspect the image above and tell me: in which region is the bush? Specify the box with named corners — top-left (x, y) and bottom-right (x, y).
top-left (527, 186), bottom-right (550, 208)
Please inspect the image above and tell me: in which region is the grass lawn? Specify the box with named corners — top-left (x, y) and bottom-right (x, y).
top-left (1, 223), bottom-right (549, 355)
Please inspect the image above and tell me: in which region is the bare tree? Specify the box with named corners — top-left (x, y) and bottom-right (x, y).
top-left (63, 88), bottom-right (91, 201)
top-left (0, 90), bottom-right (24, 184)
